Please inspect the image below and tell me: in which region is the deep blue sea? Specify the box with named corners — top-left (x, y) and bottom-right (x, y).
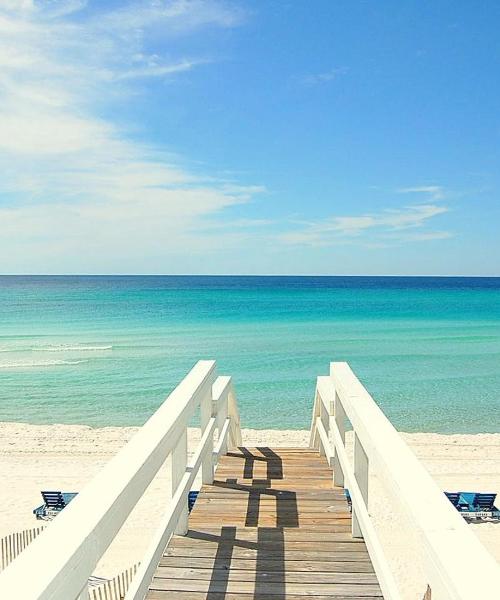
top-left (0, 276), bottom-right (499, 433)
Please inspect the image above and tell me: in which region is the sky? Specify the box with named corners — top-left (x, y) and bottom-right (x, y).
top-left (0, 0), bottom-right (499, 275)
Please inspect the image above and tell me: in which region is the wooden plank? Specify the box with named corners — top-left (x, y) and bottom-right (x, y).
top-left (195, 500), bottom-right (344, 510)
top-left (188, 518), bottom-right (352, 529)
top-left (188, 516), bottom-right (352, 525)
top-left (215, 462), bottom-right (332, 469)
top-left (215, 466), bottom-right (333, 471)
top-left (164, 546), bottom-right (371, 561)
top-left (153, 566), bottom-right (379, 584)
top-left (191, 495), bottom-right (346, 503)
top-left (227, 449), bottom-right (320, 453)
top-left (211, 479), bottom-right (336, 489)
top-left (178, 529), bottom-right (364, 542)
top-left (149, 578), bottom-right (383, 596)
top-left (214, 462), bottom-right (335, 470)
top-left (220, 453), bottom-right (327, 460)
top-left (169, 538), bottom-right (366, 552)
top-left (198, 494), bottom-right (346, 503)
top-left (189, 509), bottom-right (352, 517)
top-left (147, 593), bottom-right (383, 600)
top-left (190, 504), bottom-right (346, 514)
top-left (191, 502), bottom-right (350, 512)
top-left (179, 525), bottom-right (357, 533)
top-left (195, 490), bottom-right (347, 508)
top-left (190, 507), bottom-right (351, 517)
top-left (158, 557), bottom-right (375, 572)
top-left (212, 477), bottom-right (335, 483)
top-left (214, 473), bottom-right (334, 481)
top-left (188, 511), bottom-right (351, 520)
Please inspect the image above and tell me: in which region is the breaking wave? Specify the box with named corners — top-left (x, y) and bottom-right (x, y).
top-left (0, 359), bottom-right (88, 369)
top-left (41, 344), bottom-right (113, 352)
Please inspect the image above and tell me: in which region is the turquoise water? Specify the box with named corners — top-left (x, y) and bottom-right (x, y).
top-left (0, 276), bottom-right (499, 433)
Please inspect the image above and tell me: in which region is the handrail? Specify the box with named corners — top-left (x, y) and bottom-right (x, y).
top-left (310, 377), bottom-right (400, 600)
top-left (0, 360), bottom-right (242, 600)
top-left (124, 374), bottom-right (241, 600)
top-left (123, 417), bottom-right (217, 600)
top-left (310, 362), bottom-right (500, 600)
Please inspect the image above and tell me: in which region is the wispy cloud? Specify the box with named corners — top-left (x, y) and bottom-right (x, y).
top-left (300, 67), bottom-right (348, 86)
top-left (397, 185), bottom-right (446, 201)
top-left (0, 1), bottom-right (259, 271)
top-left (384, 230), bottom-right (452, 242)
top-left (281, 203), bottom-right (451, 247)
top-left (96, 0), bottom-right (245, 36)
top-left (114, 58), bottom-right (209, 81)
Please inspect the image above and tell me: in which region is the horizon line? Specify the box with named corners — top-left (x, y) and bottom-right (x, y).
top-left (1, 273), bottom-right (500, 278)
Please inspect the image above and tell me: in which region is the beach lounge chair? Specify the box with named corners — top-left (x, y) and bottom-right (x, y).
top-left (474, 493), bottom-right (498, 511)
top-left (462, 492), bottom-right (500, 519)
top-left (444, 491), bottom-right (500, 520)
top-left (188, 490), bottom-right (199, 512)
top-left (33, 491), bottom-right (78, 521)
top-left (344, 489), bottom-right (352, 512)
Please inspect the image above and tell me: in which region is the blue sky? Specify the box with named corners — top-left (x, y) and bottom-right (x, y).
top-left (0, 0), bottom-right (499, 275)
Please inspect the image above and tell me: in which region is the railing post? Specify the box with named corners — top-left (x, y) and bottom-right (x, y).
top-left (333, 389), bottom-right (346, 487)
top-left (309, 389), bottom-right (321, 450)
top-left (171, 430), bottom-right (188, 535)
top-left (318, 396), bottom-right (327, 457)
top-left (227, 384), bottom-right (242, 448)
top-left (352, 433), bottom-right (369, 538)
top-left (200, 387), bottom-right (214, 484)
top-left (214, 386), bottom-right (229, 458)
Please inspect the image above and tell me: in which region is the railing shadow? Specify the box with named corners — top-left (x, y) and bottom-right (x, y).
top-left (206, 447), bottom-right (297, 599)
top-left (206, 526), bottom-right (236, 600)
top-left (257, 446), bottom-right (283, 481)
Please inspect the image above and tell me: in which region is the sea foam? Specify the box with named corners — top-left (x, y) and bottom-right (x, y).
top-left (0, 359), bottom-right (87, 369)
top-left (41, 344), bottom-right (113, 352)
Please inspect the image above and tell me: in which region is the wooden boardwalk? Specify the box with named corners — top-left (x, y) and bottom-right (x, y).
top-left (146, 447), bottom-right (383, 599)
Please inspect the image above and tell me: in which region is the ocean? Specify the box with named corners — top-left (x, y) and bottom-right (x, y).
top-left (0, 275), bottom-right (499, 433)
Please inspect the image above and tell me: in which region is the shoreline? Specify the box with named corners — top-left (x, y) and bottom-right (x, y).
top-left (1, 419), bottom-right (497, 437)
top-left (0, 421), bottom-right (498, 599)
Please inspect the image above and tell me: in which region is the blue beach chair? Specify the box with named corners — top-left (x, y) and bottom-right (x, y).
top-left (344, 489), bottom-right (352, 512)
top-left (444, 491), bottom-right (500, 520)
top-left (473, 493), bottom-right (498, 512)
top-left (33, 491), bottom-right (78, 521)
top-left (188, 490), bottom-right (199, 512)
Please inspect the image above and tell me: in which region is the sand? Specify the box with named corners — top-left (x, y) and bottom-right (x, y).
top-left (0, 422), bottom-right (498, 599)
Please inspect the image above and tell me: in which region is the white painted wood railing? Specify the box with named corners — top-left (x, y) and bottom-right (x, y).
top-left (0, 360), bottom-right (242, 600)
top-left (310, 361), bottom-right (500, 600)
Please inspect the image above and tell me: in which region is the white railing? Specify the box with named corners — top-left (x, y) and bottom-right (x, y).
top-left (0, 360), bottom-right (242, 600)
top-left (124, 373), bottom-right (241, 600)
top-left (310, 362), bottom-right (500, 600)
top-left (0, 526), bottom-right (45, 571)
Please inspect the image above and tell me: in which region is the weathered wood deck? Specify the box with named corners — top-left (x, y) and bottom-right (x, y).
top-left (146, 447), bottom-right (383, 599)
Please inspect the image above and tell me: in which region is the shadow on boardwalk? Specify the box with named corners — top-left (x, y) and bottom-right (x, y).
top-left (204, 447), bottom-right (298, 599)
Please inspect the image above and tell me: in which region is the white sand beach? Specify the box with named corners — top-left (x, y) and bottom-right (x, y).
top-left (0, 422), bottom-right (498, 599)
